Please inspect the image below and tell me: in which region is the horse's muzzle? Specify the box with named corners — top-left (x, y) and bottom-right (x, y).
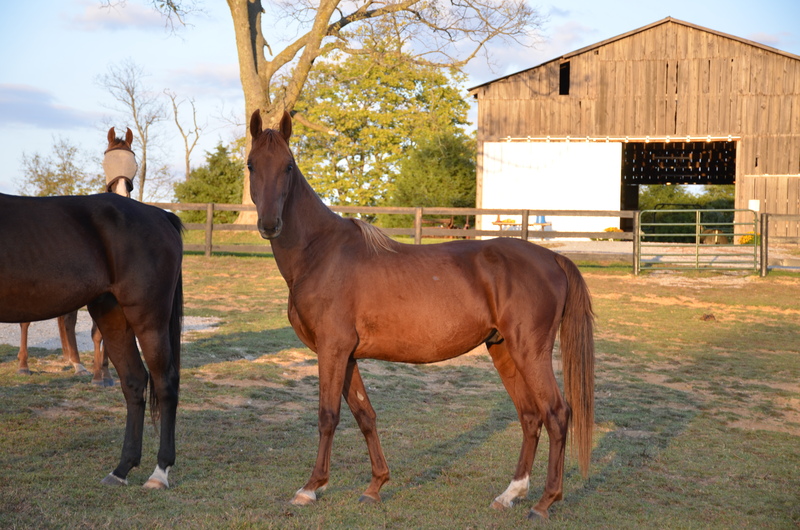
top-left (257, 217), bottom-right (282, 240)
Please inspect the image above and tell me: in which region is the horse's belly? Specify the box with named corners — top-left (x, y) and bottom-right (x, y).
top-left (353, 309), bottom-right (490, 363)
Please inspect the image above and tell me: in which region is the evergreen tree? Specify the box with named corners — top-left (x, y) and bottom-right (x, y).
top-left (381, 132), bottom-right (476, 228)
top-left (173, 143), bottom-right (243, 223)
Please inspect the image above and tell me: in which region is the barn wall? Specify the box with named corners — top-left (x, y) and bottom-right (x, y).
top-left (479, 142), bottom-right (622, 234)
top-left (472, 19), bottom-right (800, 222)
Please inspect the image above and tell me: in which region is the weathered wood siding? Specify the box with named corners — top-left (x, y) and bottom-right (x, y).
top-left (737, 175), bottom-right (800, 238)
top-left (471, 18), bottom-right (800, 224)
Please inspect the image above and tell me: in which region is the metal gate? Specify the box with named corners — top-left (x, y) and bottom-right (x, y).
top-left (635, 209), bottom-right (759, 274)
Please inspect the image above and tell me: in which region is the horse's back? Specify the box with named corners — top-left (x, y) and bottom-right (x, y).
top-left (0, 193), bottom-right (182, 322)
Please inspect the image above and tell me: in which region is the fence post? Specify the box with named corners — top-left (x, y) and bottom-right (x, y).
top-left (760, 213), bottom-right (769, 277)
top-left (205, 203), bottom-right (214, 257)
top-left (633, 212), bottom-right (640, 276)
top-left (414, 207), bottom-right (423, 245)
top-left (521, 210), bottom-right (530, 241)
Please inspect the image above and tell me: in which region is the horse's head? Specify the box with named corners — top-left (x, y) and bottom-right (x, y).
top-left (248, 110), bottom-right (295, 240)
top-left (103, 127), bottom-right (137, 197)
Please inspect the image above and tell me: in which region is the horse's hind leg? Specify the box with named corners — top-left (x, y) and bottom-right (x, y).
top-left (342, 358), bottom-right (390, 503)
top-left (505, 345), bottom-right (570, 520)
top-left (89, 297), bottom-right (148, 486)
top-left (90, 321), bottom-right (114, 387)
top-left (134, 324), bottom-right (180, 490)
top-left (58, 312), bottom-right (89, 375)
top-left (17, 322), bottom-right (31, 375)
top-left (487, 342), bottom-right (543, 510)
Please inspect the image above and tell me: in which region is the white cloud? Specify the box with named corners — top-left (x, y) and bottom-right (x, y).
top-left (0, 84), bottom-right (99, 129)
top-left (68, 0), bottom-right (164, 32)
top-left (746, 31), bottom-right (794, 51)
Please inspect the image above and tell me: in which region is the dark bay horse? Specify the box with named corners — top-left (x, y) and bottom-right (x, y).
top-left (0, 192), bottom-right (183, 489)
top-left (16, 126), bottom-right (138, 386)
top-left (247, 111), bottom-right (595, 520)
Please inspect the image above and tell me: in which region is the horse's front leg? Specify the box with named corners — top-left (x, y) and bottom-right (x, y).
top-left (342, 358), bottom-right (389, 503)
top-left (58, 311), bottom-right (89, 376)
top-left (291, 348), bottom-right (351, 506)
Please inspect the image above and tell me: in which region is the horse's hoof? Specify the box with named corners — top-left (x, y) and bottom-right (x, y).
top-left (143, 478), bottom-right (169, 490)
top-left (143, 466), bottom-right (169, 489)
top-left (92, 378), bottom-right (115, 387)
top-left (104, 378), bottom-right (115, 387)
top-left (527, 508), bottom-right (549, 521)
top-left (17, 368), bottom-right (31, 376)
top-left (100, 473), bottom-right (128, 486)
top-left (490, 500), bottom-right (509, 511)
top-left (358, 494), bottom-right (380, 504)
top-left (290, 489), bottom-right (317, 506)
top-left (74, 365), bottom-right (91, 376)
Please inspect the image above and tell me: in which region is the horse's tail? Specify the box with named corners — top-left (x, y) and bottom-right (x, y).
top-left (149, 215), bottom-right (184, 426)
top-left (554, 254), bottom-right (594, 478)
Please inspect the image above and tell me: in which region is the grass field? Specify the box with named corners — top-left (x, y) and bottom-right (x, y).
top-left (1, 254), bottom-right (798, 529)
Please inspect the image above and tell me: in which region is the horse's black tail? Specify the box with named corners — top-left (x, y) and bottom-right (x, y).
top-left (149, 215), bottom-right (183, 427)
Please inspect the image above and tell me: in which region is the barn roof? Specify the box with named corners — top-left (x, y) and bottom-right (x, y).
top-left (468, 17), bottom-right (800, 94)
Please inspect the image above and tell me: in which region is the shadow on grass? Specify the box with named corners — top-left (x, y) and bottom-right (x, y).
top-left (559, 378), bottom-right (699, 510)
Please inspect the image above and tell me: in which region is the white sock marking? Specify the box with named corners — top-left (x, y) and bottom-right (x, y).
top-left (493, 476), bottom-right (530, 508)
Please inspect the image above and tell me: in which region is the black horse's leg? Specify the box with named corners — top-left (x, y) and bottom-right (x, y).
top-left (135, 326), bottom-right (180, 489)
top-left (89, 295), bottom-right (147, 486)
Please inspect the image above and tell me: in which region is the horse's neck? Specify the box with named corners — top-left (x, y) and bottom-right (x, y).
top-left (271, 172), bottom-right (351, 284)
top-left (111, 179), bottom-right (130, 197)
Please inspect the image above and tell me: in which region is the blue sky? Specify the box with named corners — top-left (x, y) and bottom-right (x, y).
top-left (1, 0), bottom-right (798, 196)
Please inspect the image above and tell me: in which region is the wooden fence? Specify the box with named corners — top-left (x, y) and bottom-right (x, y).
top-left (146, 202), bottom-right (636, 256)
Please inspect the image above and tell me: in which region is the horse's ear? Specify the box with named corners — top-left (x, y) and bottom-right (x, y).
top-left (249, 109), bottom-right (262, 139)
top-left (125, 128), bottom-right (133, 146)
top-left (107, 127), bottom-right (116, 144)
top-left (279, 111), bottom-right (292, 142)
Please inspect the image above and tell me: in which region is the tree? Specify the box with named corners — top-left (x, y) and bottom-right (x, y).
top-left (291, 29), bottom-right (472, 206)
top-left (173, 143), bottom-right (244, 223)
top-left (165, 89), bottom-right (204, 181)
top-left (380, 130), bottom-right (476, 228)
top-left (17, 137), bottom-right (101, 196)
top-left (96, 59), bottom-right (167, 202)
top-left (638, 184), bottom-right (698, 211)
top-left (391, 131), bottom-right (476, 206)
top-left (105, 0), bottom-right (543, 217)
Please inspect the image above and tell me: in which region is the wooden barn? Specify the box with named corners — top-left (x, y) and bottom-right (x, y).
top-left (469, 17), bottom-right (800, 237)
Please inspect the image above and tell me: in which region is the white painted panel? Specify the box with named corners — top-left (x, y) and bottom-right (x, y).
top-left (479, 142), bottom-right (623, 236)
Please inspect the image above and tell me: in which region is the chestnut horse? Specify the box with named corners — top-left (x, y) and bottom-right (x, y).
top-left (247, 111), bottom-right (595, 521)
top-left (0, 192), bottom-right (183, 489)
top-left (16, 126), bottom-right (138, 386)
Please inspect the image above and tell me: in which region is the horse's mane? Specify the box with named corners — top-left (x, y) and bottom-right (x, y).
top-left (352, 219), bottom-right (398, 255)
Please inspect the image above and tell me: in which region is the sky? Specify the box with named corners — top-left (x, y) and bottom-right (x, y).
top-left (1, 0), bottom-right (798, 197)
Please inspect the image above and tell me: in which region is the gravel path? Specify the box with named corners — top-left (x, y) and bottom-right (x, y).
top-left (0, 312), bottom-right (220, 352)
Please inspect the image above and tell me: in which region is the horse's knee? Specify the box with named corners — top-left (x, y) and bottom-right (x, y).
top-left (318, 409), bottom-right (339, 435)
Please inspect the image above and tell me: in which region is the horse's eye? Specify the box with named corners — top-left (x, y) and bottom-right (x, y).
top-left (287, 164), bottom-right (293, 173)
top-left (247, 162), bottom-right (253, 172)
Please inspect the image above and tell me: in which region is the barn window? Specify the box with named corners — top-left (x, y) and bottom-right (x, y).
top-left (559, 62), bottom-right (570, 95)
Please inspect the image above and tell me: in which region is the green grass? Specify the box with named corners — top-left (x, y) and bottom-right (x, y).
top-left (1, 256), bottom-right (798, 528)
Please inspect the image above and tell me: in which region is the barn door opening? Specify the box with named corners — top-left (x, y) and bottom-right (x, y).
top-left (619, 141), bottom-right (737, 229)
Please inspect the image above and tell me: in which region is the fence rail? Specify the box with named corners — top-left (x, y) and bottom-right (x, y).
top-left (146, 202), bottom-right (635, 257)
top-left (145, 203), bottom-right (798, 275)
